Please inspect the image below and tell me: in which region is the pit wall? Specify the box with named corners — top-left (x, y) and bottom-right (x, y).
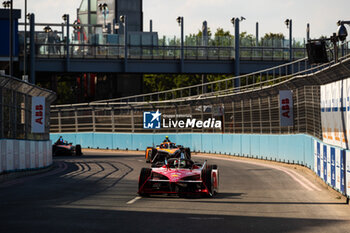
top-left (50, 132), bottom-right (350, 197)
top-left (0, 139), bottom-right (52, 174)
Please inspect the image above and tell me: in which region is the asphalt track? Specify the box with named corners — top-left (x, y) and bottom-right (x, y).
top-left (1, 150), bottom-right (350, 233)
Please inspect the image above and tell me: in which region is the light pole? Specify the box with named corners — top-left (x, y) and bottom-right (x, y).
top-left (98, 3), bottom-right (109, 33)
top-left (177, 16), bottom-right (184, 73)
top-left (285, 19), bottom-right (293, 61)
top-left (202, 21), bottom-right (208, 93)
top-left (29, 13), bottom-right (35, 84)
top-left (231, 16), bottom-right (245, 88)
top-left (3, 1), bottom-right (12, 76)
top-left (23, 0), bottom-right (27, 79)
top-left (62, 14), bottom-right (69, 71)
top-left (306, 23), bottom-right (310, 41)
top-left (256, 22), bottom-right (259, 46)
top-left (120, 15), bottom-right (128, 72)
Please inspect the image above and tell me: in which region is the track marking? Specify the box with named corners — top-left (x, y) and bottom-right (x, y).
top-left (0, 161), bottom-right (68, 188)
top-left (126, 196), bottom-right (142, 204)
top-left (188, 217), bottom-right (224, 220)
top-left (194, 155), bottom-right (321, 191)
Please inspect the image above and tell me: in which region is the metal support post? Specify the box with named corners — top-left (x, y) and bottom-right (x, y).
top-left (12, 90), bottom-right (16, 138)
top-left (306, 23), bottom-right (310, 41)
top-left (131, 107), bottom-right (134, 133)
top-left (234, 18), bottom-right (240, 88)
top-left (250, 99), bottom-right (253, 133)
top-left (268, 96), bottom-right (272, 133)
top-left (202, 21), bottom-right (208, 93)
top-left (124, 15), bottom-right (128, 72)
top-left (24, 94), bottom-right (28, 139)
top-left (74, 107), bottom-right (78, 132)
top-left (256, 22), bottom-right (259, 46)
top-left (180, 17), bottom-right (184, 73)
top-left (150, 19), bottom-right (153, 32)
top-left (259, 97), bottom-right (262, 133)
top-left (92, 106), bottom-right (96, 132)
top-left (58, 110), bottom-right (62, 133)
top-left (241, 99), bottom-right (244, 133)
top-left (289, 19), bottom-right (293, 61)
top-left (232, 101), bottom-right (235, 133)
top-left (111, 106), bottom-right (115, 132)
top-left (87, 0), bottom-right (91, 37)
top-left (66, 14), bottom-right (70, 72)
top-left (0, 87), bottom-right (2, 138)
top-left (9, 0), bottom-right (13, 76)
top-left (29, 14), bottom-right (35, 84)
top-left (23, 0), bottom-right (27, 77)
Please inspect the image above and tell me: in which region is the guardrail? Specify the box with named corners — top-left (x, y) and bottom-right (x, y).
top-left (34, 43), bottom-right (307, 61)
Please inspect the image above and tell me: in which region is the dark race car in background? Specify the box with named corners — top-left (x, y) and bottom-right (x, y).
top-left (138, 158), bottom-right (218, 197)
top-left (145, 142), bottom-right (191, 164)
top-left (52, 141), bottom-right (82, 156)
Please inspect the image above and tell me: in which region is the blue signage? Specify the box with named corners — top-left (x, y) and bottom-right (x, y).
top-left (323, 145), bottom-right (327, 181)
top-left (331, 148), bottom-right (335, 187)
top-left (143, 110), bottom-right (161, 129)
top-left (317, 142), bottom-right (321, 177)
top-left (341, 150), bottom-right (345, 193)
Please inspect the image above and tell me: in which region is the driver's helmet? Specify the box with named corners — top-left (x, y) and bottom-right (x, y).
top-left (174, 159), bottom-right (186, 168)
top-left (180, 160), bottom-right (186, 168)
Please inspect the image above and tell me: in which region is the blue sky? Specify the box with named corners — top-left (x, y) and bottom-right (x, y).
top-left (13, 0), bottom-right (350, 40)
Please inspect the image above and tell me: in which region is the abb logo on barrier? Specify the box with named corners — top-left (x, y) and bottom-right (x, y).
top-left (279, 90), bottom-right (293, 126)
top-left (35, 104), bottom-right (43, 125)
top-left (32, 97), bottom-right (45, 133)
top-left (281, 98), bottom-right (290, 118)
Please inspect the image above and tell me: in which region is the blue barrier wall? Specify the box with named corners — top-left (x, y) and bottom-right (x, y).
top-left (51, 133), bottom-right (315, 170)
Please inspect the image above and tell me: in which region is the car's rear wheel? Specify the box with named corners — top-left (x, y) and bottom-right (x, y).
top-left (184, 148), bottom-right (191, 160)
top-left (138, 168), bottom-right (152, 197)
top-left (202, 165), bottom-right (215, 197)
top-left (75, 145), bottom-right (82, 156)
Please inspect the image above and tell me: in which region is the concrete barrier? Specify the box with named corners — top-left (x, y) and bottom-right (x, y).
top-left (0, 139), bottom-right (52, 174)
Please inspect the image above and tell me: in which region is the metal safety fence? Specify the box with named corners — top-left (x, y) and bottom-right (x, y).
top-left (0, 74), bottom-right (56, 140)
top-left (50, 84), bottom-right (321, 139)
top-left (51, 41), bottom-right (350, 140)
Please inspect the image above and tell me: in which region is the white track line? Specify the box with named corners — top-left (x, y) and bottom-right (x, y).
top-left (195, 155), bottom-right (321, 191)
top-left (126, 196), bottom-right (142, 205)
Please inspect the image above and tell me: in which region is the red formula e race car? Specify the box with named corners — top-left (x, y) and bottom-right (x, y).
top-left (52, 140), bottom-right (82, 156)
top-left (138, 158), bottom-right (219, 197)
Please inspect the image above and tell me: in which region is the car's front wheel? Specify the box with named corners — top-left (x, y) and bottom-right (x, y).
top-left (138, 168), bottom-right (152, 196)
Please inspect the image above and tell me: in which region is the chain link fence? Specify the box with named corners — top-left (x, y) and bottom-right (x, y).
top-left (0, 74), bottom-right (56, 140)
